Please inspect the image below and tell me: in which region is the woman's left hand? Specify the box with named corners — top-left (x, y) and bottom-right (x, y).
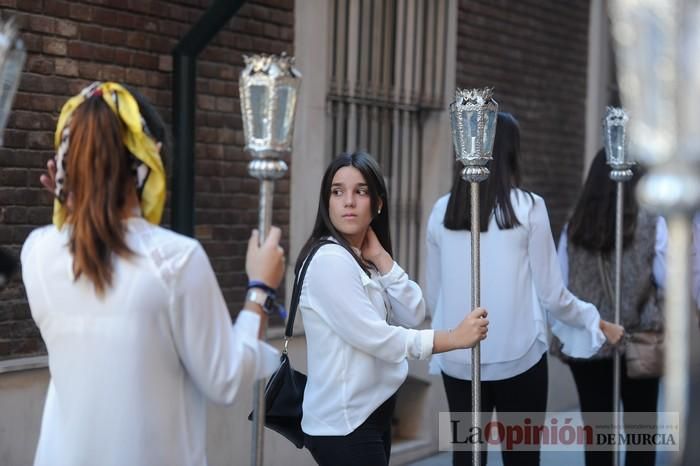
top-left (361, 227), bottom-right (393, 274)
top-left (600, 319), bottom-right (625, 345)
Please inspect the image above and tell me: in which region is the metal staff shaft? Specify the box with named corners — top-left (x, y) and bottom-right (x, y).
top-left (251, 179), bottom-right (275, 466)
top-left (470, 181), bottom-right (482, 466)
top-left (666, 214), bottom-right (691, 466)
top-left (612, 181), bottom-right (623, 466)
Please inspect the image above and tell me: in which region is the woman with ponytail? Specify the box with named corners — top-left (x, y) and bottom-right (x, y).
top-left (22, 82), bottom-right (283, 466)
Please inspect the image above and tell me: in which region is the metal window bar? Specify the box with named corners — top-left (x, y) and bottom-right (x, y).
top-left (327, 0), bottom-right (448, 277)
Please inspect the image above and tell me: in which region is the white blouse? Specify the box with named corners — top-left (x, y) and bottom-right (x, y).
top-left (21, 218), bottom-right (278, 466)
top-left (299, 241), bottom-right (434, 436)
top-left (426, 190), bottom-right (605, 381)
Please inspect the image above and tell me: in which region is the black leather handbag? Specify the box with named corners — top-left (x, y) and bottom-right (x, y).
top-left (248, 240), bottom-right (331, 449)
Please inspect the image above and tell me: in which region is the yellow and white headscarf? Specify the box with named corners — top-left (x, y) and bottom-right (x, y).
top-left (53, 81), bottom-right (166, 227)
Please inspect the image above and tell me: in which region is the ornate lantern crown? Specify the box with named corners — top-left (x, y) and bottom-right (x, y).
top-left (239, 52), bottom-right (302, 158)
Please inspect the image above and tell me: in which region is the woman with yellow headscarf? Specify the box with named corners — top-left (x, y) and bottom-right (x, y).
top-left (21, 82), bottom-right (284, 466)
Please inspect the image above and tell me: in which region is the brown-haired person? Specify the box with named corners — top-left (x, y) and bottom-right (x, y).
top-left (22, 82), bottom-right (283, 466)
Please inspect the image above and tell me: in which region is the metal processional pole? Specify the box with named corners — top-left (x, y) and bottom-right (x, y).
top-left (239, 53), bottom-right (302, 466)
top-left (450, 88), bottom-right (498, 466)
top-left (602, 106), bottom-right (632, 466)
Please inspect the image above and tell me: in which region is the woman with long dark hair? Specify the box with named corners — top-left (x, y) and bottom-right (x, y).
top-left (555, 149), bottom-right (664, 466)
top-left (425, 113), bottom-right (624, 466)
top-left (22, 82), bottom-right (283, 466)
top-left (297, 152), bottom-right (489, 466)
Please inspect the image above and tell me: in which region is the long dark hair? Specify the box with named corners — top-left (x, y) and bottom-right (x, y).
top-left (444, 112), bottom-right (531, 231)
top-left (568, 149), bottom-right (640, 253)
top-left (295, 152), bottom-right (391, 277)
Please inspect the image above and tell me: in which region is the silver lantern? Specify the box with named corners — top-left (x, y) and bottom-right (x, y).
top-left (0, 19), bottom-right (25, 146)
top-left (603, 106), bottom-right (633, 181)
top-left (609, 1), bottom-right (700, 464)
top-left (240, 52), bottom-right (302, 466)
top-left (450, 87), bottom-right (498, 183)
top-left (449, 87), bottom-right (498, 466)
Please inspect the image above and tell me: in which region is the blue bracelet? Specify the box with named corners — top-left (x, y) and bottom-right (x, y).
top-left (247, 280), bottom-right (277, 296)
top-left (275, 303), bottom-right (288, 320)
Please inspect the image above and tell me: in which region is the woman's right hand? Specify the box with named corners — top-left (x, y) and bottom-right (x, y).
top-left (245, 226), bottom-right (285, 289)
top-left (40, 158), bottom-right (57, 194)
top-left (452, 308), bottom-right (489, 349)
top-left (600, 319), bottom-right (625, 345)
top-left (40, 158), bottom-right (75, 209)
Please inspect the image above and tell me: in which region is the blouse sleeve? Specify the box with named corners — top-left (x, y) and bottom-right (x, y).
top-left (377, 261), bottom-right (426, 328)
top-left (557, 225), bottom-right (569, 287)
top-left (168, 243), bottom-right (279, 405)
top-left (527, 196), bottom-right (605, 358)
top-left (306, 248), bottom-right (434, 362)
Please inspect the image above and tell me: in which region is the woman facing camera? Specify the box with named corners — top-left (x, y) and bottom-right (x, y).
top-left (297, 152), bottom-right (489, 466)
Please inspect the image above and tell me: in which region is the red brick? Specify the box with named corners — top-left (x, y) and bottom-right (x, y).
top-left (125, 68), bottom-right (147, 86)
top-left (158, 54), bottom-right (172, 72)
top-left (56, 20), bottom-right (79, 38)
top-left (25, 55), bottom-right (54, 74)
top-left (68, 3), bottom-right (94, 21)
top-left (131, 51), bottom-right (158, 68)
top-left (68, 41), bottom-right (115, 62)
top-left (43, 0), bottom-right (71, 18)
top-left (54, 58), bottom-right (79, 77)
top-left (42, 37), bottom-right (67, 56)
top-left (102, 28), bottom-right (127, 46)
top-left (79, 24), bottom-right (103, 42)
top-left (27, 131), bottom-right (53, 150)
top-left (28, 15), bottom-right (55, 34)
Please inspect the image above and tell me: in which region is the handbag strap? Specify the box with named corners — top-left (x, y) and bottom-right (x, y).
top-left (284, 240), bottom-right (334, 346)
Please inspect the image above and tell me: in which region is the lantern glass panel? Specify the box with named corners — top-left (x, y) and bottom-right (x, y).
top-left (483, 108), bottom-right (497, 157)
top-left (607, 125), bottom-right (626, 165)
top-left (249, 84), bottom-right (270, 140)
top-left (449, 102), bottom-right (461, 158)
top-left (466, 110), bottom-right (480, 159)
top-left (273, 85), bottom-right (295, 143)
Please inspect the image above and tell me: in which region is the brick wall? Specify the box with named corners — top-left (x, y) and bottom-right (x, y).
top-left (0, 0), bottom-right (294, 359)
top-left (457, 0), bottom-right (590, 235)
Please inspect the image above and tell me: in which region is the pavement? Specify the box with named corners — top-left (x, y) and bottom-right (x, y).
top-left (406, 354), bottom-right (671, 466)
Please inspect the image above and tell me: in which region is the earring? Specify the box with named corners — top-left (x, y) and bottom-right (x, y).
top-left (377, 209), bottom-right (381, 215)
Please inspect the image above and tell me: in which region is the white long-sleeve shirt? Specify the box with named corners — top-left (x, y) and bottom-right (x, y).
top-left (21, 217), bottom-right (278, 466)
top-left (299, 241), bottom-right (434, 436)
top-left (426, 190), bottom-right (605, 381)
top-left (642, 214), bottom-right (700, 310)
